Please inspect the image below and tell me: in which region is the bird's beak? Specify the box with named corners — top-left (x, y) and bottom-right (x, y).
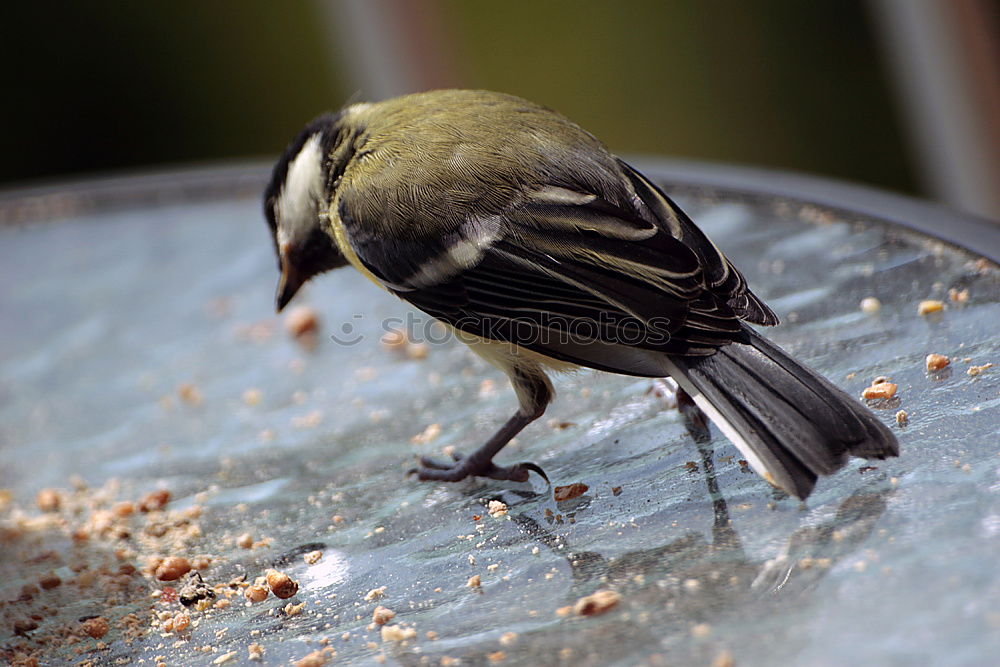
top-left (275, 244), bottom-right (304, 312)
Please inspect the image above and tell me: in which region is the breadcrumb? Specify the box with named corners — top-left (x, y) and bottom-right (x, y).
top-left (925, 354), bottom-right (950, 371)
top-left (917, 300), bottom-right (945, 316)
top-left (572, 589), bottom-right (621, 616)
top-left (860, 297), bottom-right (881, 314)
top-left (487, 500), bottom-right (508, 518)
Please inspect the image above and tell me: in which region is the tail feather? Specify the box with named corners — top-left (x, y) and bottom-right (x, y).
top-left (666, 327), bottom-right (899, 499)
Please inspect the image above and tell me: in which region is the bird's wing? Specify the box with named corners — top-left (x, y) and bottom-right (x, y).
top-left (339, 162), bottom-right (776, 370)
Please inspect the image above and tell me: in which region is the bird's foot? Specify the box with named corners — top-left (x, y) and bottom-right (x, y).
top-left (409, 453), bottom-right (548, 483)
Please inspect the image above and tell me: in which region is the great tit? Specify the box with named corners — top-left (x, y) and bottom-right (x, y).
top-left (263, 89), bottom-right (898, 500)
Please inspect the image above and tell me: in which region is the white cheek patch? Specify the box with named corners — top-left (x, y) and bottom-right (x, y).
top-left (277, 133), bottom-right (325, 244)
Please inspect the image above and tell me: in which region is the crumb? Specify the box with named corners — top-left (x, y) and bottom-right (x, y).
top-left (365, 586), bottom-right (387, 601)
top-left (372, 606), bottom-right (396, 626)
top-left (139, 488), bottom-right (172, 512)
top-left (467, 575), bottom-right (482, 589)
top-left (332, 515), bottom-right (345, 524)
top-left (611, 486), bottom-right (623, 496)
top-left (13, 617), bottom-right (39, 634)
top-left (411, 423), bottom-right (442, 444)
top-left (245, 585), bottom-right (268, 603)
top-left (499, 631), bottom-right (518, 646)
top-left (948, 288), bottom-right (969, 303)
top-left (36, 488), bottom-right (62, 512)
top-left (236, 532), bottom-right (254, 549)
top-left (925, 354), bottom-right (950, 371)
top-left (381, 625), bottom-right (417, 642)
top-left (248, 643), bottom-right (264, 661)
top-left (572, 589), bottom-right (620, 616)
top-left (712, 650), bottom-right (736, 667)
top-left (553, 483), bottom-right (589, 502)
top-left (479, 379), bottom-right (497, 398)
top-left (81, 616), bottom-right (110, 639)
top-left (242, 388), bottom-right (263, 406)
top-left (172, 612), bottom-right (191, 633)
top-left (304, 550), bottom-right (323, 565)
top-left (285, 305), bottom-right (321, 339)
top-left (488, 651), bottom-right (507, 663)
top-left (407, 342), bottom-right (429, 360)
top-left (113, 500), bottom-right (136, 517)
top-left (860, 297), bottom-right (881, 314)
top-left (294, 649), bottom-right (334, 667)
top-left (292, 410), bottom-right (324, 428)
top-left (38, 572), bottom-right (61, 590)
top-left (896, 410), bottom-right (909, 426)
top-left (917, 300), bottom-right (945, 316)
top-left (266, 571), bottom-right (299, 599)
top-left (487, 500), bottom-right (508, 518)
top-left (155, 557), bottom-right (191, 582)
top-left (284, 601), bottom-right (306, 616)
top-left (968, 363), bottom-right (994, 377)
top-left (862, 381), bottom-right (898, 400)
top-left (690, 623), bottom-right (711, 638)
top-left (178, 382), bottom-right (203, 405)
top-left (556, 605), bottom-right (573, 617)
top-left (531, 546), bottom-right (540, 555)
top-left (213, 651), bottom-right (238, 664)
top-left (441, 657), bottom-right (460, 667)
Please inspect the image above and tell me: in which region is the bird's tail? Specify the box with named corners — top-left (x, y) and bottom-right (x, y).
top-left (665, 327), bottom-right (899, 499)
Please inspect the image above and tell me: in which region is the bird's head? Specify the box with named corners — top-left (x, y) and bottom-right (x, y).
top-left (263, 113), bottom-right (350, 312)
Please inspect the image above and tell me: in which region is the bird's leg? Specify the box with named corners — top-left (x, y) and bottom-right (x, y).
top-left (413, 366), bottom-right (552, 483)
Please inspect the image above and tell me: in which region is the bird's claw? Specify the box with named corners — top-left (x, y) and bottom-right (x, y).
top-left (409, 455), bottom-right (548, 484)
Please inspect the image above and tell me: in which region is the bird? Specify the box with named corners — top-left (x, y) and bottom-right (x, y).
top-left (262, 89), bottom-right (899, 500)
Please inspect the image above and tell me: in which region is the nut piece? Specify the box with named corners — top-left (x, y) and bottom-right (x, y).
top-left (573, 589), bottom-right (621, 616)
top-left (917, 300), bottom-right (945, 316)
top-left (862, 381), bottom-right (898, 400)
top-left (925, 354), bottom-right (950, 371)
top-left (372, 606), bottom-right (396, 626)
top-left (948, 288), bottom-right (969, 303)
top-left (155, 556), bottom-right (192, 582)
top-left (467, 574), bottom-right (482, 589)
top-left (554, 483), bottom-right (589, 502)
top-left (860, 297), bottom-right (882, 314)
top-left (81, 616), bottom-right (110, 639)
top-left (266, 570), bottom-right (299, 599)
top-left (245, 585), bottom-right (269, 603)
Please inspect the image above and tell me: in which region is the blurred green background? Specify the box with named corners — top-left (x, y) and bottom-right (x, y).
top-left (0, 0), bottom-right (975, 201)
